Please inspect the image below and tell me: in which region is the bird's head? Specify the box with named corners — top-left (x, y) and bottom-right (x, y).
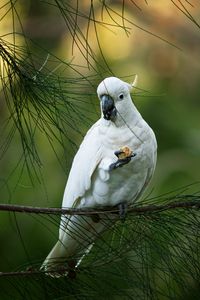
top-left (97, 76), bottom-right (137, 122)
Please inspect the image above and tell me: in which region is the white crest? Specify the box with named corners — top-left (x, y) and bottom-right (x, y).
top-left (130, 74), bottom-right (138, 90)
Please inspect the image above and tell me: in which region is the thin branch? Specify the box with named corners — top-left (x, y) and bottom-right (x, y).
top-left (0, 270), bottom-right (43, 277)
top-left (0, 198), bottom-right (200, 216)
top-left (0, 267), bottom-right (69, 277)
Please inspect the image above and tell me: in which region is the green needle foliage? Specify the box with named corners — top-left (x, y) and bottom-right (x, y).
top-left (0, 37), bottom-right (100, 180)
top-left (0, 192), bottom-right (200, 299)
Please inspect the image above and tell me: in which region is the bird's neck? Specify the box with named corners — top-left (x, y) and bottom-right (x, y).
top-left (115, 102), bottom-right (142, 128)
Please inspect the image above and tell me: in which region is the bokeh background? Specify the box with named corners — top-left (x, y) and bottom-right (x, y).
top-left (0, 0), bottom-right (200, 298)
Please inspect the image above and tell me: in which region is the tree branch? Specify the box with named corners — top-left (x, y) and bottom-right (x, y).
top-left (0, 197), bottom-right (200, 216)
top-left (0, 196), bottom-right (200, 278)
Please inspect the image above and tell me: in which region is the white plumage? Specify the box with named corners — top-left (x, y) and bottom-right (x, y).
top-left (41, 76), bottom-right (157, 276)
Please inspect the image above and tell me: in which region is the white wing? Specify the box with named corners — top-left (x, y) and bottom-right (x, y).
top-left (62, 119), bottom-right (102, 209)
top-left (41, 120), bottom-right (106, 275)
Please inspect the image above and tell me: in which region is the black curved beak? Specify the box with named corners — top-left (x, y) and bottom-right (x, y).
top-left (101, 94), bottom-right (117, 121)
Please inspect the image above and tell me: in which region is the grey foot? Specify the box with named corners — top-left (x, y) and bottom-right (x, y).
top-left (118, 202), bottom-right (127, 221)
top-left (109, 153), bottom-right (136, 171)
top-left (109, 146), bottom-right (136, 171)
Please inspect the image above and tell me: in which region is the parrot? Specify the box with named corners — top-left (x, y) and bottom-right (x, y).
top-left (41, 76), bottom-right (157, 277)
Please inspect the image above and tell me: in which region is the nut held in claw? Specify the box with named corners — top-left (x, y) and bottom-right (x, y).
top-left (118, 146), bottom-right (133, 159)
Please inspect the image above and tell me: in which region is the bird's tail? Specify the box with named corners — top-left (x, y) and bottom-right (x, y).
top-left (41, 214), bottom-right (111, 277)
top-left (41, 240), bottom-right (72, 277)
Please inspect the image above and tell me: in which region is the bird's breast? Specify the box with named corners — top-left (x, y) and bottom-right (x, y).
top-left (90, 122), bottom-right (156, 207)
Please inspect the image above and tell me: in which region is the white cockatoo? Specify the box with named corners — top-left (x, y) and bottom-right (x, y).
top-left (41, 76), bottom-right (157, 277)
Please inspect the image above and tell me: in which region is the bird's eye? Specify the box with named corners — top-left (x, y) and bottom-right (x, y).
top-left (119, 93), bottom-right (124, 100)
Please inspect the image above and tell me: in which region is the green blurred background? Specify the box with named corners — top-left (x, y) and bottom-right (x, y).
top-left (0, 0), bottom-right (200, 298)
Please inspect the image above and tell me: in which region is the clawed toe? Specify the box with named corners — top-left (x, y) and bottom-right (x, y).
top-left (109, 156), bottom-right (133, 171)
top-left (109, 146), bottom-right (136, 171)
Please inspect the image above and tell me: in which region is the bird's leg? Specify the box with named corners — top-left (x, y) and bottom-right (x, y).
top-left (118, 202), bottom-right (127, 221)
top-left (109, 146), bottom-right (136, 171)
